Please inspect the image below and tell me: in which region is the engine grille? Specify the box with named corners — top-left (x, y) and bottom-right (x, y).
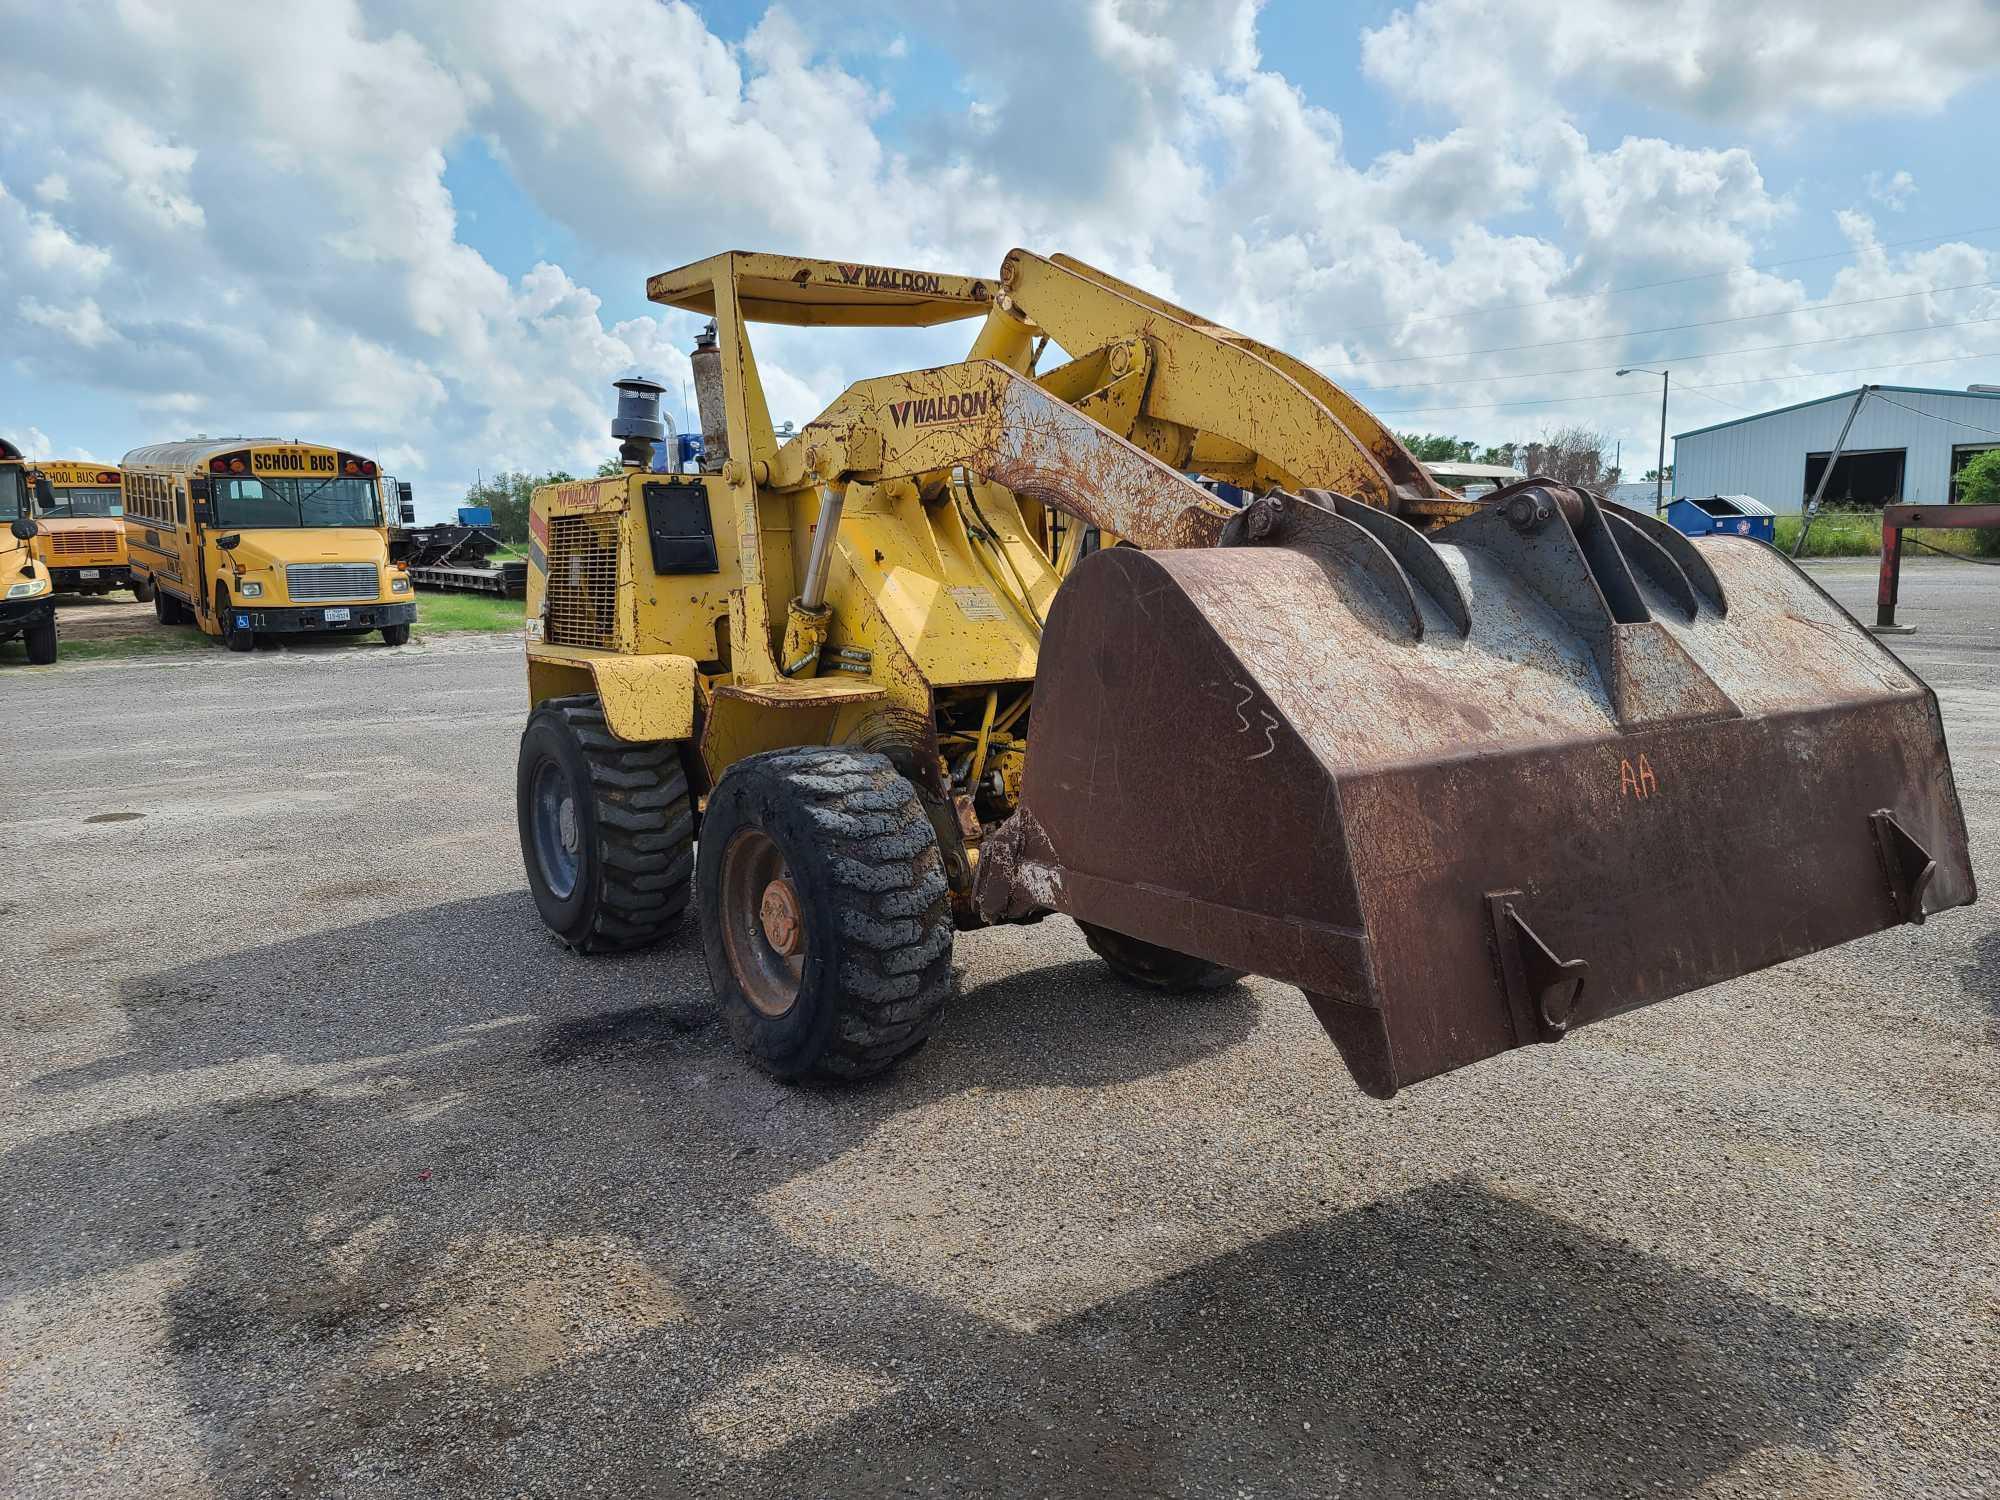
top-left (286, 563), bottom-right (380, 601)
top-left (546, 513), bottom-right (621, 648)
top-left (51, 529), bottom-right (120, 556)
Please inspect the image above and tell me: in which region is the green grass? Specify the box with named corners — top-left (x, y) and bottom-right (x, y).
top-left (416, 590), bottom-right (525, 632)
top-left (1772, 513), bottom-right (1985, 560)
top-left (54, 626), bottom-right (212, 662)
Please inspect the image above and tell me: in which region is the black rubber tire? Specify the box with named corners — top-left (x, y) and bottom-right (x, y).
top-left (516, 694), bottom-right (693, 953)
top-left (381, 622), bottom-right (411, 646)
top-left (24, 613), bottom-right (57, 666)
top-left (699, 747), bottom-right (952, 1082)
top-left (154, 589), bottom-right (182, 625)
top-left (1079, 920), bottom-right (1244, 992)
top-left (131, 577), bottom-right (154, 603)
top-left (217, 586), bottom-right (254, 652)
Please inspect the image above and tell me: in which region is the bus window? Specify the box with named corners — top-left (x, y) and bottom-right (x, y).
top-left (212, 475), bottom-right (381, 529)
top-left (43, 486), bottom-right (123, 519)
top-left (177, 492), bottom-right (187, 526)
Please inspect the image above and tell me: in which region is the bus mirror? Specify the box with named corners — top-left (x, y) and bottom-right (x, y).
top-left (400, 503), bottom-right (417, 525)
top-left (397, 482), bottom-right (413, 503)
top-left (10, 518), bottom-right (36, 541)
top-left (217, 533), bottom-right (241, 551)
top-left (193, 502), bottom-right (212, 527)
top-left (32, 476), bottom-right (54, 509)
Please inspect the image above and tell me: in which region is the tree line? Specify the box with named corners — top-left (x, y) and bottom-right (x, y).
top-left (1398, 427), bottom-right (1671, 490)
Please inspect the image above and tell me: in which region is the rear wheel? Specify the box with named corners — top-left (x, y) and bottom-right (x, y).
top-left (217, 586), bottom-right (254, 652)
top-left (381, 622), bottom-right (411, 647)
top-left (516, 694), bottom-right (693, 952)
top-left (699, 748), bottom-right (952, 1081)
top-left (24, 613), bottom-right (56, 666)
top-left (154, 589), bottom-right (185, 625)
top-left (1079, 921), bottom-right (1244, 992)
top-left (131, 577), bottom-right (154, 603)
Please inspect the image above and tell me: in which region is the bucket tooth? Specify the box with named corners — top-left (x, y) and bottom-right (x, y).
top-left (1437, 484), bottom-right (1737, 728)
top-left (1223, 491), bottom-right (1424, 641)
top-left (1302, 488), bottom-right (1472, 637)
top-left (1606, 505), bottom-right (1729, 617)
top-left (1871, 809), bottom-right (1939, 925)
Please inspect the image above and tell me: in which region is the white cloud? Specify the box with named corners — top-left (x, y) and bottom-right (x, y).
top-left (19, 296), bottom-right (116, 348)
top-left (0, 0), bottom-right (1993, 501)
top-left (1866, 170), bottom-right (1917, 211)
top-left (1361, 0), bottom-right (2000, 126)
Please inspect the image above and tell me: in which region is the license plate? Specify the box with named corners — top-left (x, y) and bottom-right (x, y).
top-left (324, 607), bottom-right (351, 623)
top-left (79, 569), bottom-right (100, 579)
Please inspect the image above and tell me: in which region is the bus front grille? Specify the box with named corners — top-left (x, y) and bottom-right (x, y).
top-left (286, 563), bottom-right (380, 600)
top-left (51, 529), bottom-right (120, 556)
top-left (546, 514), bottom-right (621, 649)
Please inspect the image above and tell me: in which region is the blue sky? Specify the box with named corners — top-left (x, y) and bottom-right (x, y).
top-left (5, 0), bottom-right (1998, 515)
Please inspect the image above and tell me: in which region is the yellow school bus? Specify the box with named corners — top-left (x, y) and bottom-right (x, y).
top-left (1, 439), bottom-right (59, 663)
top-left (29, 459), bottom-right (130, 595)
top-left (122, 438), bottom-right (416, 650)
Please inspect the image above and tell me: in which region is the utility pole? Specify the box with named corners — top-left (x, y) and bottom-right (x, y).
top-left (1792, 386), bottom-right (1873, 559)
top-left (1617, 366), bottom-right (1671, 511)
top-left (1655, 369), bottom-right (1670, 511)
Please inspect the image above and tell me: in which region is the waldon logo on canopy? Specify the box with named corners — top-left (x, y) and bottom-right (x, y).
top-left (832, 263), bottom-right (946, 295)
top-left (887, 389), bottom-right (993, 429)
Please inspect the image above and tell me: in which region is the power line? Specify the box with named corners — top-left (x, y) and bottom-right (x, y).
top-left (1321, 277), bottom-right (2000, 370)
top-left (1374, 346), bottom-right (2000, 415)
top-left (1324, 223), bottom-right (2000, 336)
top-left (1355, 314), bottom-right (2000, 393)
top-left (1869, 392), bottom-right (2000, 440)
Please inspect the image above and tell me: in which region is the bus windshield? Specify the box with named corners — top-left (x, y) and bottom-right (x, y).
top-left (212, 475), bottom-right (382, 529)
top-left (0, 469), bottom-right (24, 523)
top-left (42, 485), bottom-right (123, 519)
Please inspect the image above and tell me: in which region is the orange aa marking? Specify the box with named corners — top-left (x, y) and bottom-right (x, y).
top-left (1619, 753), bottom-right (1660, 800)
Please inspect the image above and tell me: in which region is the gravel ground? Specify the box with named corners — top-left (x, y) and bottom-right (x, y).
top-left (2, 560), bottom-right (1995, 1499)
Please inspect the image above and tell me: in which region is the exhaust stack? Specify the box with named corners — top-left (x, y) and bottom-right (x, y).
top-left (691, 322), bottom-right (727, 471)
top-left (612, 377), bottom-right (667, 469)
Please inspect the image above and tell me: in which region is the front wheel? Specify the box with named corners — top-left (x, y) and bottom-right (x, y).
top-left (381, 622), bottom-right (411, 646)
top-left (24, 613), bottom-right (57, 665)
top-left (1079, 921), bottom-right (1244, 992)
top-left (217, 587), bottom-right (254, 652)
top-left (699, 748), bottom-right (952, 1081)
top-left (516, 695), bottom-right (693, 952)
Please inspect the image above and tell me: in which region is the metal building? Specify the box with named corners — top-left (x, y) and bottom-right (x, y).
top-left (1672, 384), bottom-right (2000, 515)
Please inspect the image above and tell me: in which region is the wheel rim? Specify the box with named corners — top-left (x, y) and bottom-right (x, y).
top-left (720, 828), bottom-right (804, 1017)
top-left (530, 757), bottom-right (582, 900)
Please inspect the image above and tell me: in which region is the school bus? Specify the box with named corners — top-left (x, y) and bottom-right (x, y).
top-left (122, 438), bottom-right (416, 650)
top-left (1, 439), bottom-right (58, 663)
top-left (29, 459), bottom-right (130, 595)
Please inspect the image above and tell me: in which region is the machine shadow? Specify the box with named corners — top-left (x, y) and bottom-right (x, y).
top-left (11, 901), bottom-right (1896, 1498)
top-left (8, 894), bottom-right (1259, 1299)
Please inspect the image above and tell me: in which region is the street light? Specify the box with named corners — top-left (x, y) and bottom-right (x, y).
top-left (1617, 367), bottom-right (1670, 512)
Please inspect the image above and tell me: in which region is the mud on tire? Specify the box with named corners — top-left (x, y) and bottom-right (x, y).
top-left (1079, 920), bottom-right (1244, 992)
top-left (517, 694), bottom-right (694, 953)
top-left (699, 747), bottom-right (952, 1082)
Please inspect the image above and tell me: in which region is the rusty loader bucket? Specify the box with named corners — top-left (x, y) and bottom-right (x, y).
top-left (978, 482), bottom-right (1975, 1097)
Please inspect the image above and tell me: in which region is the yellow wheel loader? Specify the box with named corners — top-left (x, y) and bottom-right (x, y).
top-left (515, 250), bottom-right (1974, 1095)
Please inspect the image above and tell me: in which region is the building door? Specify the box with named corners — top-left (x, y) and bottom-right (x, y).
top-left (1803, 448), bottom-right (1906, 508)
